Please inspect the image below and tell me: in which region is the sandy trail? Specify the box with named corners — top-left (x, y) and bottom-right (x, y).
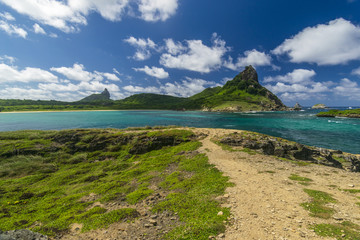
top-left (195, 128), bottom-right (360, 240)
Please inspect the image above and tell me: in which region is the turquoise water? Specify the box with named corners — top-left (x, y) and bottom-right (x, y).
top-left (0, 109), bottom-right (359, 154)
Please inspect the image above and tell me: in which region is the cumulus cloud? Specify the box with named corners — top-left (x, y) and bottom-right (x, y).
top-left (273, 18), bottom-right (360, 65)
top-left (138, 0), bottom-right (178, 22)
top-left (0, 55), bottom-right (16, 64)
top-left (133, 66), bottom-right (169, 79)
top-left (39, 80), bottom-right (120, 92)
top-left (123, 77), bottom-right (216, 97)
top-left (264, 69), bottom-right (333, 103)
top-left (333, 78), bottom-right (360, 100)
top-left (224, 49), bottom-right (272, 70)
top-left (123, 85), bottom-right (160, 94)
top-left (0, 11), bottom-right (15, 21)
top-left (0, 20), bottom-right (27, 38)
top-left (50, 63), bottom-right (120, 82)
top-left (352, 67), bottom-right (360, 76)
top-left (33, 23), bottom-right (46, 34)
top-left (0, 0), bottom-right (179, 33)
top-left (0, 63), bottom-right (58, 83)
top-left (160, 33), bottom-right (229, 73)
top-left (0, 87), bottom-right (53, 100)
top-left (263, 69), bottom-right (316, 84)
top-left (124, 36), bottom-right (157, 61)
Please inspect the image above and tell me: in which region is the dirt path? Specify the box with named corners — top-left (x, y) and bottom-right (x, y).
top-left (194, 128), bottom-right (360, 240)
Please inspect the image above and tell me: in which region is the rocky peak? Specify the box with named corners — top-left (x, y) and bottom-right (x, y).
top-left (240, 65), bottom-right (258, 83)
top-left (101, 88), bottom-right (110, 99)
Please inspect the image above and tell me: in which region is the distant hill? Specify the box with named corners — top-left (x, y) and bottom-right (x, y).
top-left (79, 88), bottom-right (112, 102)
top-left (113, 93), bottom-right (190, 110)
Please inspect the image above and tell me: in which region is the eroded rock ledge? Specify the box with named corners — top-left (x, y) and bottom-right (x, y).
top-left (218, 131), bottom-right (360, 172)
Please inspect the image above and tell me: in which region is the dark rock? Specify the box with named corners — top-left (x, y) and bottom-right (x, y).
top-left (0, 229), bottom-right (48, 240)
top-left (292, 146), bottom-right (314, 161)
top-left (259, 141), bottom-right (275, 155)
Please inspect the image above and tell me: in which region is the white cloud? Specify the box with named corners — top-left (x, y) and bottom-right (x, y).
top-left (0, 11), bottom-right (15, 21)
top-left (160, 33), bottom-right (229, 73)
top-left (124, 36), bottom-right (157, 61)
top-left (333, 78), bottom-right (360, 100)
top-left (0, 20), bottom-right (27, 38)
top-left (0, 55), bottom-right (16, 64)
top-left (68, 0), bottom-right (129, 22)
top-left (33, 23), bottom-right (46, 34)
top-left (224, 49), bottom-right (272, 71)
top-left (49, 32), bottom-right (58, 38)
top-left (161, 78), bottom-right (215, 97)
top-left (123, 85), bottom-right (160, 94)
top-left (50, 63), bottom-right (120, 82)
top-left (0, 0), bottom-right (178, 33)
top-left (264, 69), bottom-right (316, 84)
top-left (133, 66), bottom-right (169, 79)
top-left (0, 63), bottom-right (58, 83)
top-left (138, 0), bottom-right (178, 22)
top-left (123, 77), bottom-right (216, 97)
top-left (352, 67), bottom-right (360, 76)
top-left (0, 87), bottom-right (53, 100)
top-left (264, 69), bottom-right (331, 103)
top-left (164, 38), bottom-right (186, 55)
top-left (273, 18), bottom-right (360, 65)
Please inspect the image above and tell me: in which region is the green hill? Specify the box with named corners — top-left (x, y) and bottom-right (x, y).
top-left (113, 93), bottom-right (190, 110)
top-left (190, 65), bottom-right (287, 112)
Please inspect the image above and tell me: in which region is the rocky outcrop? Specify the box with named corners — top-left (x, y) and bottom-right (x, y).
top-left (293, 103), bottom-right (302, 111)
top-left (219, 131), bottom-right (360, 172)
top-left (312, 104), bottom-right (327, 109)
top-left (0, 229), bottom-right (48, 240)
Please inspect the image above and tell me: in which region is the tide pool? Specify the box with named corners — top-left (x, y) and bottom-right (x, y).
top-left (0, 109), bottom-right (359, 154)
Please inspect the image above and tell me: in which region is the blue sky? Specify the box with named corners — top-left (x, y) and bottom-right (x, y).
top-left (1, 0), bottom-right (360, 106)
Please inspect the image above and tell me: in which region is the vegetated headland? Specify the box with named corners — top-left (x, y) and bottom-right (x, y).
top-left (1, 126), bottom-right (360, 239)
top-left (317, 108), bottom-right (360, 118)
top-left (0, 66), bottom-right (287, 113)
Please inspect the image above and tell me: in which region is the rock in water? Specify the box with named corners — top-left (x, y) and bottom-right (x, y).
top-left (293, 102), bottom-right (302, 110)
top-left (312, 104), bottom-right (327, 109)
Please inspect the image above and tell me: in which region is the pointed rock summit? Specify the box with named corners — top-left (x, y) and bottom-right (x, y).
top-left (101, 88), bottom-right (110, 99)
top-left (79, 88), bottom-right (111, 102)
top-left (191, 65), bottom-right (287, 112)
top-left (240, 65), bottom-right (258, 83)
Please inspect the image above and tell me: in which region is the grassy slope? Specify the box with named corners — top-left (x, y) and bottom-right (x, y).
top-left (0, 128), bottom-right (231, 239)
top-left (317, 109), bottom-right (360, 118)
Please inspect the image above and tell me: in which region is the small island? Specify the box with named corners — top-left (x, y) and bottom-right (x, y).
top-left (312, 103), bottom-right (327, 109)
top-left (317, 108), bottom-right (360, 118)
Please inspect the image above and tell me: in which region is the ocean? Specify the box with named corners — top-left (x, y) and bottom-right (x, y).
top-left (0, 108), bottom-right (359, 154)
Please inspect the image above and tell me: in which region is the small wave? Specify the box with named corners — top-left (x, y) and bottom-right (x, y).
top-left (224, 125), bottom-right (235, 127)
top-left (328, 120), bottom-right (343, 124)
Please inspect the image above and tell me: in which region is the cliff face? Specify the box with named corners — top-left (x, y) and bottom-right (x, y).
top-left (191, 65), bottom-right (287, 112)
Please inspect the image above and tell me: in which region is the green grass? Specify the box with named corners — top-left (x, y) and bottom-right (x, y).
top-left (342, 189), bottom-right (360, 194)
top-left (312, 221), bottom-right (360, 239)
top-left (301, 189), bottom-right (336, 219)
top-left (0, 128), bottom-right (232, 239)
top-left (289, 174), bottom-right (313, 182)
